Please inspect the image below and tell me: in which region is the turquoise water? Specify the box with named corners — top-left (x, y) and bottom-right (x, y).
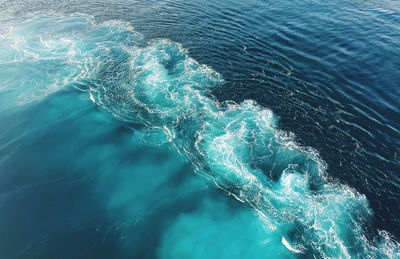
top-left (0, 1), bottom-right (400, 258)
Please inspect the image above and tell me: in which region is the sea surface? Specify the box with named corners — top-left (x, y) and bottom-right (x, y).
top-left (0, 0), bottom-right (399, 258)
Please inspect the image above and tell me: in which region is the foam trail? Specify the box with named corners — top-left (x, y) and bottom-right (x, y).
top-left (282, 237), bottom-right (301, 253)
top-left (0, 15), bottom-right (399, 258)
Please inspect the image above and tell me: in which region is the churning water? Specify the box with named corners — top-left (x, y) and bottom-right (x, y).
top-left (0, 0), bottom-right (399, 258)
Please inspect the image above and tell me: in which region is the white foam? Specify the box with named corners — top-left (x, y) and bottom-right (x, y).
top-left (1, 14), bottom-right (398, 258)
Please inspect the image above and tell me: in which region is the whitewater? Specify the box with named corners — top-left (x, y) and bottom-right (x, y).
top-left (0, 14), bottom-right (399, 258)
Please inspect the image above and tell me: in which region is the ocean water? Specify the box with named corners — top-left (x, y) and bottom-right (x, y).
top-left (0, 1), bottom-right (399, 258)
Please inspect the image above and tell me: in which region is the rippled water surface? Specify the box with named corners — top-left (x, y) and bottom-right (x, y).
top-left (0, 0), bottom-right (399, 258)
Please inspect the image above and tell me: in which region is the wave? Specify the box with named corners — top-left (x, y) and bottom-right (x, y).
top-left (0, 15), bottom-right (399, 258)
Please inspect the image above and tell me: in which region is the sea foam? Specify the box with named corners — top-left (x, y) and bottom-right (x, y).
top-left (0, 15), bottom-right (399, 258)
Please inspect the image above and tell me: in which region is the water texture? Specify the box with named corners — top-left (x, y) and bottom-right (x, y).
top-left (0, 1), bottom-right (399, 258)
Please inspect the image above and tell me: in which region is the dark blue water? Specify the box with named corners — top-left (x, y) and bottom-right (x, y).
top-left (0, 0), bottom-right (399, 258)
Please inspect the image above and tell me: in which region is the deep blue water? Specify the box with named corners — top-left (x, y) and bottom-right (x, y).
top-left (0, 0), bottom-right (399, 258)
